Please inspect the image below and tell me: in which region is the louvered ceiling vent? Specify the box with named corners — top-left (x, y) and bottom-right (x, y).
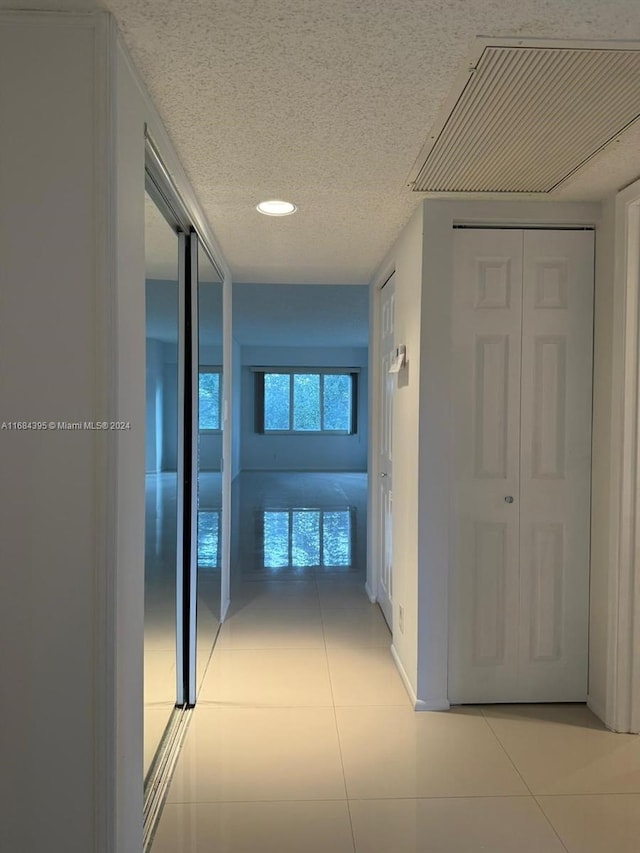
top-left (410, 44), bottom-right (640, 194)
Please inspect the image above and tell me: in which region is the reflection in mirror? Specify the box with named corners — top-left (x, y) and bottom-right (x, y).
top-left (196, 242), bottom-right (223, 690)
top-left (143, 190), bottom-right (179, 778)
top-left (261, 508), bottom-right (353, 571)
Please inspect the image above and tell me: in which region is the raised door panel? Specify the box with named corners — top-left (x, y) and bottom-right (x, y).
top-left (474, 334), bottom-right (510, 478)
top-left (472, 522), bottom-right (508, 666)
top-left (518, 230), bottom-right (593, 701)
top-left (449, 230), bottom-right (523, 702)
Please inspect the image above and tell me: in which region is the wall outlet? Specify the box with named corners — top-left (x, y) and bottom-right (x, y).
top-left (398, 605), bottom-right (404, 634)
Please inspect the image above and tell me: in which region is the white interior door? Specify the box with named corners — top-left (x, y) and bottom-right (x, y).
top-left (449, 228), bottom-right (593, 703)
top-left (518, 230), bottom-right (593, 701)
top-left (449, 230), bottom-right (524, 701)
top-left (378, 274), bottom-right (395, 628)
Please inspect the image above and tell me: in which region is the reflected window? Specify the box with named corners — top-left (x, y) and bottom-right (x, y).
top-left (262, 508), bottom-right (352, 569)
top-left (198, 510), bottom-right (220, 569)
top-left (199, 368), bottom-right (221, 431)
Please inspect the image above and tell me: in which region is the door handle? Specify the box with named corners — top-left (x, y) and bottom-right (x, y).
top-left (380, 472), bottom-right (388, 478)
top-left (504, 495), bottom-right (514, 504)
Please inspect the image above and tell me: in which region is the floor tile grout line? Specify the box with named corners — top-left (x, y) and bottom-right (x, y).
top-left (318, 577), bottom-right (358, 853)
top-left (162, 797), bottom-right (355, 807)
top-left (532, 791), bottom-right (640, 798)
top-left (533, 795), bottom-right (572, 852)
top-left (481, 713), bottom-right (535, 795)
top-left (481, 713), bottom-right (571, 853)
top-left (162, 792), bottom-right (563, 806)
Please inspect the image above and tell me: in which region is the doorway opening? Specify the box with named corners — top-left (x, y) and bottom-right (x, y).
top-left (227, 283), bottom-right (371, 608)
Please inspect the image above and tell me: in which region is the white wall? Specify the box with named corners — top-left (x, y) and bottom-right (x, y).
top-left (114, 24), bottom-right (147, 853)
top-left (415, 202), bottom-right (456, 707)
top-left (386, 206), bottom-right (424, 696)
top-left (590, 179), bottom-right (640, 733)
top-left (240, 345), bottom-right (368, 472)
top-left (0, 12), bottom-right (110, 852)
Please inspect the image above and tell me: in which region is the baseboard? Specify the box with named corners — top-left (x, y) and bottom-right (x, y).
top-left (390, 644), bottom-right (418, 707)
top-left (364, 580), bottom-right (376, 603)
top-left (390, 644), bottom-right (451, 712)
top-left (586, 694), bottom-right (640, 733)
top-left (414, 698), bottom-right (451, 711)
top-left (587, 693), bottom-right (608, 727)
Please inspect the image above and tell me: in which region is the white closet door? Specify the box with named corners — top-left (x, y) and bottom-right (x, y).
top-left (449, 228), bottom-right (594, 704)
top-left (518, 230), bottom-right (593, 701)
top-left (449, 229), bottom-right (524, 702)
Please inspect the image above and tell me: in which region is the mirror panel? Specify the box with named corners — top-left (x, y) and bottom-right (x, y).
top-left (143, 190), bottom-right (180, 777)
top-left (196, 243), bottom-right (223, 690)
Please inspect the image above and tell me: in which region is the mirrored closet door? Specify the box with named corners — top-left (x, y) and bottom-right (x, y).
top-left (143, 189), bottom-right (181, 777)
top-left (195, 241), bottom-right (224, 693)
top-left (143, 141), bottom-right (227, 781)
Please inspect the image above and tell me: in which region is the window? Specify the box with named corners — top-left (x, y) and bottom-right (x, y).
top-left (260, 508), bottom-right (353, 570)
top-left (256, 370), bottom-right (357, 433)
top-left (199, 368), bottom-right (221, 431)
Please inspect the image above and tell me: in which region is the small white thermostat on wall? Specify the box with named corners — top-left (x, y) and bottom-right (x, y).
top-left (389, 345), bottom-right (406, 374)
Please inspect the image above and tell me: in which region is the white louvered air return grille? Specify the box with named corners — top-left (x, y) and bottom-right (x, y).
top-left (411, 46), bottom-right (640, 193)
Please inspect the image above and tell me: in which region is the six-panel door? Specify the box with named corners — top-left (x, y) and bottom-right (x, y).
top-left (449, 228), bottom-right (594, 703)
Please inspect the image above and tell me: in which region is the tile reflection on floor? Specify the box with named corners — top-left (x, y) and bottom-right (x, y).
top-left (151, 472), bottom-right (640, 853)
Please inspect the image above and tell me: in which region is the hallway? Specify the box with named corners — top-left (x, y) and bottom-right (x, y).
top-left (150, 474), bottom-right (640, 853)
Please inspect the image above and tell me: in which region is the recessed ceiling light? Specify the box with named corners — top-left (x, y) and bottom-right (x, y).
top-left (256, 199), bottom-right (297, 216)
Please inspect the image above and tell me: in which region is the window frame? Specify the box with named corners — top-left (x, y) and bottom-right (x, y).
top-left (254, 368), bottom-right (358, 435)
top-left (198, 365), bottom-right (222, 433)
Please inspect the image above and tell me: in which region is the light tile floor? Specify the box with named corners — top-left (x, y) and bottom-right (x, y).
top-left (151, 473), bottom-right (640, 853)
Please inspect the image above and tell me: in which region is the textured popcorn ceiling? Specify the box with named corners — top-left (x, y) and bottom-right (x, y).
top-left (4, 0), bottom-right (640, 282)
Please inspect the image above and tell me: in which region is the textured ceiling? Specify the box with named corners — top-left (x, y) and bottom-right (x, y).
top-left (4, 0), bottom-right (640, 283)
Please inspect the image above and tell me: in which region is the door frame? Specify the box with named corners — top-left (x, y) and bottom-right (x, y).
top-left (377, 272), bottom-right (396, 628)
top-left (605, 177), bottom-right (640, 733)
top-left (366, 260), bottom-right (396, 606)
